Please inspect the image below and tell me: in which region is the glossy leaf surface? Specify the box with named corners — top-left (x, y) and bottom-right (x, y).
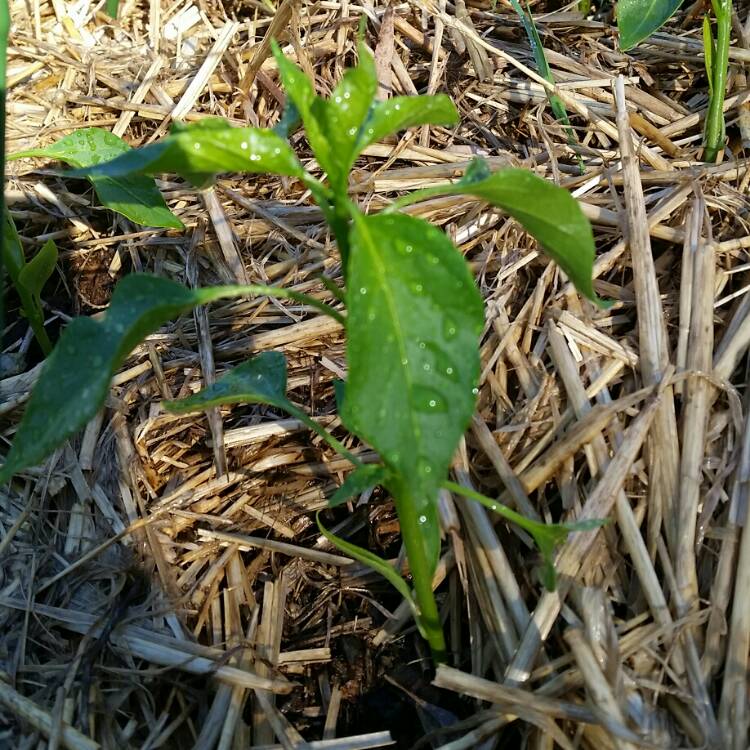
top-left (10, 128), bottom-right (183, 228)
top-left (66, 120), bottom-right (305, 189)
top-left (393, 162), bottom-right (605, 306)
top-left (617, 0), bottom-right (683, 50)
top-left (0, 276), bottom-right (326, 482)
top-left (343, 212), bottom-right (484, 576)
top-left (356, 95), bottom-right (459, 154)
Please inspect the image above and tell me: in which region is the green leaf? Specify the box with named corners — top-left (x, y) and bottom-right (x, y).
top-left (0, 276), bottom-right (344, 482)
top-left (164, 352), bottom-right (291, 413)
top-left (703, 15), bottom-right (714, 94)
top-left (443, 480), bottom-right (608, 590)
top-left (356, 95), bottom-right (459, 154)
top-left (319, 40), bottom-right (377, 187)
top-left (343, 212), bottom-right (484, 577)
top-left (105, 0), bottom-right (119, 17)
top-left (617, 0), bottom-right (683, 50)
top-left (2, 213), bottom-right (52, 354)
top-left (316, 512), bottom-right (422, 630)
top-left (329, 464), bottom-right (388, 508)
top-left (273, 41), bottom-right (378, 192)
top-left (9, 128), bottom-right (183, 229)
top-left (391, 162), bottom-right (607, 307)
top-left (18, 239), bottom-right (57, 301)
top-left (64, 120), bottom-right (305, 189)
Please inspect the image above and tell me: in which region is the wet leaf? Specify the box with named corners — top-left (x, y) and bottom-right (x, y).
top-left (65, 120), bottom-right (305, 190)
top-left (9, 128), bottom-right (183, 229)
top-left (0, 276), bottom-right (335, 482)
top-left (356, 95), bottom-right (459, 155)
top-left (393, 161), bottom-right (606, 306)
top-left (617, 0), bottom-right (683, 50)
top-left (343, 212), bottom-right (484, 576)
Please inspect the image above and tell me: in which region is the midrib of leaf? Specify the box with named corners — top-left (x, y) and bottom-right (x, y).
top-left (353, 216), bottom-right (422, 460)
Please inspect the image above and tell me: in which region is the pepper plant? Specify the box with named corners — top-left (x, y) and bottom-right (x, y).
top-left (0, 41), bottom-right (606, 659)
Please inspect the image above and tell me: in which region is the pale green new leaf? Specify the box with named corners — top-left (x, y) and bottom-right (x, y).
top-left (343, 212), bottom-right (484, 577)
top-left (2, 214), bottom-right (53, 354)
top-left (356, 95), bottom-right (459, 154)
top-left (18, 239), bottom-right (57, 302)
top-left (617, 0), bottom-right (683, 50)
top-left (9, 128), bottom-right (183, 229)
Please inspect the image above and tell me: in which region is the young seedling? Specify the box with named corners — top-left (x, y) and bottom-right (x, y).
top-left (0, 40), bottom-right (606, 660)
top-left (618, 0), bottom-right (732, 161)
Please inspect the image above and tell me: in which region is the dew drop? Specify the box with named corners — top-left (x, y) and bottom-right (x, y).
top-left (334, 95), bottom-right (343, 104)
top-left (193, 142), bottom-right (201, 150)
top-left (359, 287), bottom-right (367, 295)
top-left (418, 515), bottom-right (427, 524)
top-left (348, 127), bottom-right (357, 136)
top-left (405, 244), bottom-right (413, 253)
top-left (274, 147), bottom-right (282, 155)
top-left (394, 103), bottom-right (401, 111)
top-left (490, 504), bottom-right (497, 511)
top-left (414, 284), bottom-right (423, 293)
top-left (401, 357), bottom-right (408, 366)
top-left (240, 141), bottom-right (248, 150)
top-left (423, 363), bottom-right (431, 372)
top-left (446, 367), bottom-right (454, 375)
top-left (472, 387), bottom-right (479, 395)
top-left (250, 154), bottom-right (261, 162)
top-left (343, 91), bottom-right (351, 99)
top-left (418, 342), bottom-right (426, 350)
top-left (367, 311), bottom-right (376, 322)
top-left (428, 399), bottom-right (436, 407)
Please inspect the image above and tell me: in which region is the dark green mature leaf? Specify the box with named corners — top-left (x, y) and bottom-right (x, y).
top-left (66, 120), bottom-right (305, 189)
top-left (165, 352), bottom-right (290, 413)
top-left (316, 512), bottom-right (421, 627)
top-left (356, 95), bottom-right (459, 155)
top-left (343, 212), bottom-right (484, 576)
top-left (0, 276), bottom-right (340, 482)
top-left (617, 0), bottom-right (683, 50)
top-left (9, 129), bottom-right (183, 229)
top-left (329, 464), bottom-right (388, 508)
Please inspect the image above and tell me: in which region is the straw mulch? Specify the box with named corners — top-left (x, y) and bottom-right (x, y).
top-left (2, 0), bottom-right (750, 747)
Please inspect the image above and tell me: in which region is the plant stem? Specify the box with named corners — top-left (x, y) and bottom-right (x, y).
top-left (704, 0), bottom-right (732, 162)
top-left (396, 492), bottom-right (446, 662)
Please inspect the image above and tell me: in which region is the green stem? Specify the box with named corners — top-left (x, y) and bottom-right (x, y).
top-left (285, 403), bottom-right (363, 468)
top-left (396, 492), bottom-right (446, 662)
top-left (704, 0), bottom-right (731, 162)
